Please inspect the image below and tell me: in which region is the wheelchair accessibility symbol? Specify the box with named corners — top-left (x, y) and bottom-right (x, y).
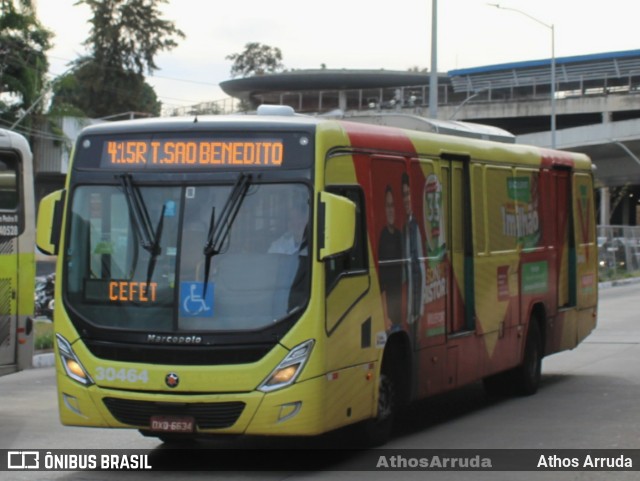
top-left (180, 282), bottom-right (214, 317)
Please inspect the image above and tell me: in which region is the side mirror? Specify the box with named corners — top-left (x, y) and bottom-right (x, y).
top-left (37, 189), bottom-right (65, 256)
top-left (318, 191), bottom-right (356, 260)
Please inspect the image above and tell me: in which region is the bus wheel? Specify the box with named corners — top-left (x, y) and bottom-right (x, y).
top-left (483, 317), bottom-right (543, 397)
top-left (359, 367), bottom-right (397, 446)
top-left (513, 318), bottom-right (542, 396)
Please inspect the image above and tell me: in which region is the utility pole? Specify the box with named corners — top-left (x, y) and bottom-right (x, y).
top-left (428, 0), bottom-right (438, 119)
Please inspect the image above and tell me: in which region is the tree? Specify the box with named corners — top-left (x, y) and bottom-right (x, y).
top-left (0, 0), bottom-right (52, 128)
top-left (50, 58), bottom-right (163, 118)
top-left (608, 184), bottom-right (630, 224)
top-left (51, 0), bottom-right (184, 118)
top-left (226, 42), bottom-right (284, 78)
top-left (79, 0), bottom-right (184, 75)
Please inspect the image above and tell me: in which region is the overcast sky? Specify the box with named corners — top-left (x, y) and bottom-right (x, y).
top-left (36, 0), bottom-right (640, 114)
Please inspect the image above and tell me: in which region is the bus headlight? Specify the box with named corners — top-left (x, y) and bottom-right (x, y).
top-left (258, 340), bottom-right (314, 393)
top-left (56, 334), bottom-right (94, 386)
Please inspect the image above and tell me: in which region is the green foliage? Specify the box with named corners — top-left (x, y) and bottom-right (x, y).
top-left (77, 0), bottom-right (184, 75)
top-left (35, 331), bottom-right (53, 350)
top-left (0, 0), bottom-right (52, 127)
top-left (50, 0), bottom-right (184, 119)
top-left (34, 320), bottom-right (53, 351)
top-left (51, 59), bottom-right (161, 118)
top-left (226, 42), bottom-right (284, 78)
top-left (598, 268), bottom-right (640, 283)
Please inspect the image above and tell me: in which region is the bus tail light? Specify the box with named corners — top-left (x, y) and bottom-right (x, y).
top-left (56, 334), bottom-right (94, 386)
top-left (258, 340), bottom-right (314, 393)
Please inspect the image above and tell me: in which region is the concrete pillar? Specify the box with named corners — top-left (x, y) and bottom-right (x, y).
top-left (339, 91), bottom-right (347, 112)
top-left (600, 187), bottom-right (610, 226)
top-left (623, 194), bottom-right (631, 224)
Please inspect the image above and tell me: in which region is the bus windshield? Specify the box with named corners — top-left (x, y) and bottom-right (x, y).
top-left (65, 181), bottom-right (311, 332)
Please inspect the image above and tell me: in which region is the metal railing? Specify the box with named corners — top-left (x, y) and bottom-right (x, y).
top-left (598, 225), bottom-right (640, 281)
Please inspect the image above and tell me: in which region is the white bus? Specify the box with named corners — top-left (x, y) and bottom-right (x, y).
top-left (0, 128), bottom-right (36, 376)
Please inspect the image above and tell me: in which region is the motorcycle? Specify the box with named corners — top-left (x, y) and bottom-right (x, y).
top-left (35, 273), bottom-right (55, 320)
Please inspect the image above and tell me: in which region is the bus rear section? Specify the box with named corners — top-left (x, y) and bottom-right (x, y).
top-left (326, 120), bottom-right (597, 418)
top-left (0, 129), bottom-right (36, 376)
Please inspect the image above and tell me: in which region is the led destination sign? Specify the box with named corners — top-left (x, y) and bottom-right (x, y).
top-left (101, 139), bottom-right (284, 168)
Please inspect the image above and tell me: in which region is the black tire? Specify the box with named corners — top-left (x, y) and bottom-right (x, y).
top-left (483, 317), bottom-right (543, 397)
top-left (513, 318), bottom-right (542, 396)
top-left (359, 369), bottom-right (397, 447)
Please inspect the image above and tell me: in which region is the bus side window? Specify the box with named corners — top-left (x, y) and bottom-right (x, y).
top-left (325, 186), bottom-right (368, 291)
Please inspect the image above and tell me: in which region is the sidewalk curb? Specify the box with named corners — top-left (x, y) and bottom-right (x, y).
top-left (598, 277), bottom-right (640, 290)
top-left (32, 352), bottom-right (55, 369)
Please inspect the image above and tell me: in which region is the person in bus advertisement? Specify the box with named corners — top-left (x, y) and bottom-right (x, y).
top-left (375, 171), bottom-right (432, 337)
top-left (377, 184), bottom-right (403, 332)
top-left (376, 170), bottom-right (447, 341)
top-left (401, 172), bottom-right (426, 331)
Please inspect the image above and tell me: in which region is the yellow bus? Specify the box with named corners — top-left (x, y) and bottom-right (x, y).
top-left (37, 107), bottom-right (597, 444)
top-left (0, 128), bottom-right (36, 376)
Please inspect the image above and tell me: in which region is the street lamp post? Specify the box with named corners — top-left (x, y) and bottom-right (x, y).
top-left (489, 4), bottom-right (556, 148)
top-left (429, 0), bottom-right (438, 119)
top-left (450, 89), bottom-right (487, 120)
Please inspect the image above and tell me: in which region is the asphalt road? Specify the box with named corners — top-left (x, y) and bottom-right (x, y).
top-left (2, 282), bottom-right (640, 480)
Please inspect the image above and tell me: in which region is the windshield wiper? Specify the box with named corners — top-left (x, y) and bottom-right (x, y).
top-left (119, 174), bottom-right (164, 286)
top-left (202, 173), bottom-right (252, 294)
top-left (146, 203), bottom-right (166, 287)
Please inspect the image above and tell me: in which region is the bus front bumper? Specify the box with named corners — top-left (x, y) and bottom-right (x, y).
top-left (56, 371), bottom-right (328, 437)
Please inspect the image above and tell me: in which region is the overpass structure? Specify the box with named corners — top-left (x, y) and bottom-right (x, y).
top-left (448, 50), bottom-right (640, 225)
top-left (219, 49), bottom-right (640, 225)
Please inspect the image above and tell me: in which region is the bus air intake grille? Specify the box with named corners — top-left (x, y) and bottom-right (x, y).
top-left (102, 397), bottom-right (245, 429)
top-left (84, 341), bottom-right (274, 365)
